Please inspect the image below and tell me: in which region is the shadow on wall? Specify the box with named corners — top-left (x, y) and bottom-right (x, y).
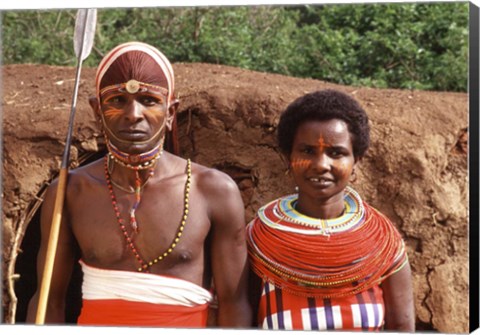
top-left (13, 151), bottom-right (107, 324)
top-left (14, 207), bottom-right (83, 323)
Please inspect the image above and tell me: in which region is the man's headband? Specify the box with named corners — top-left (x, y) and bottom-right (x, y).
top-left (95, 41), bottom-right (175, 104)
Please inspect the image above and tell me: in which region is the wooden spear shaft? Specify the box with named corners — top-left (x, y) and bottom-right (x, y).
top-left (35, 9), bottom-right (96, 324)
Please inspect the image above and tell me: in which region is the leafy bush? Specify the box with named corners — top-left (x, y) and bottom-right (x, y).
top-left (1, 3), bottom-right (468, 92)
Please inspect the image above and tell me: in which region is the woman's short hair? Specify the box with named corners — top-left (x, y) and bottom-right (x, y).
top-left (277, 89), bottom-right (370, 159)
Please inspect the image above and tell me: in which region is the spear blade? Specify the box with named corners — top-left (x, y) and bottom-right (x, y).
top-left (61, 8), bottom-right (97, 169)
top-left (73, 9), bottom-right (97, 61)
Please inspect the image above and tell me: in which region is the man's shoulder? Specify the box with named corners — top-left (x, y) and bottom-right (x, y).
top-left (191, 161), bottom-right (239, 195)
top-left (193, 162), bottom-right (235, 184)
top-left (69, 158), bottom-right (104, 180)
top-left (42, 157), bottom-right (104, 203)
top-left (47, 157), bottom-right (103, 191)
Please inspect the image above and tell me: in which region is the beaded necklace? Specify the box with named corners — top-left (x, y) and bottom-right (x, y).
top-left (105, 157), bottom-right (192, 272)
top-left (246, 188), bottom-right (407, 298)
top-left (106, 139), bottom-right (164, 170)
top-left (258, 187), bottom-right (365, 236)
top-left (105, 137), bottom-right (165, 232)
top-left (106, 154), bottom-right (161, 233)
top-left (106, 154), bottom-right (155, 194)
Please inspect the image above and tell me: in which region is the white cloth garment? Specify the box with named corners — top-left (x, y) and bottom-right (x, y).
top-left (80, 260), bottom-right (213, 307)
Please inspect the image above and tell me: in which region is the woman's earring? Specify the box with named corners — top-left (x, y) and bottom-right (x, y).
top-left (294, 186), bottom-right (299, 193)
top-left (350, 169), bottom-right (357, 183)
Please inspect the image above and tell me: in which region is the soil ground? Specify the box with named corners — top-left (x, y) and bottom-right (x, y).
top-left (1, 63), bottom-right (469, 332)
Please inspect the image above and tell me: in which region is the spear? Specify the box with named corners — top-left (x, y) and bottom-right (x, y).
top-left (35, 8), bottom-right (97, 324)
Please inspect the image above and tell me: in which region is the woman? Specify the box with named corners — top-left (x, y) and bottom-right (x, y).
top-left (247, 89), bottom-right (414, 331)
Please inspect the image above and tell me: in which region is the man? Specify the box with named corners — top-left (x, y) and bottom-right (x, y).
top-left (27, 41), bottom-right (251, 327)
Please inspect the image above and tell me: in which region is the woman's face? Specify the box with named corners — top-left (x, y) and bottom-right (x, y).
top-left (289, 118), bottom-right (357, 208)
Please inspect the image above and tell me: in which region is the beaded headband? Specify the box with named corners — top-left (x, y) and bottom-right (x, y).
top-left (95, 41), bottom-right (175, 104)
top-left (100, 79), bottom-right (169, 98)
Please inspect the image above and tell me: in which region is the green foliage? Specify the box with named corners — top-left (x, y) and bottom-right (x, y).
top-left (1, 3), bottom-right (468, 92)
top-left (2, 10), bottom-right (78, 65)
top-left (287, 3), bottom-right (468, 91)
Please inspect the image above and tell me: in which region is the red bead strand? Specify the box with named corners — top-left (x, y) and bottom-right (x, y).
top-left (104, 156), bottom-right (192, 273)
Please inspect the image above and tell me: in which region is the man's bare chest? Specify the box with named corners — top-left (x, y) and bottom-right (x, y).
top-left (67, 182), bottom-right (211, 274)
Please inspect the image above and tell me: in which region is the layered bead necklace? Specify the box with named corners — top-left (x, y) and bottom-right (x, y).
top-left (106, 141), bottom-right (164, 233)
top-left (246, 187), bottom-right (407, 298)
top-left (258, 187), bottom-right (365, 236)
top-left (104, 141), bottom-right (192, 272)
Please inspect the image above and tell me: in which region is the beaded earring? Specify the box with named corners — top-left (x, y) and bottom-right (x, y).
top-left (285, 160), bottom-right (293, 176)
top-left (107, 153), bottom-right (115, 175)
top-left (350, 169), bottom-right (357, 183)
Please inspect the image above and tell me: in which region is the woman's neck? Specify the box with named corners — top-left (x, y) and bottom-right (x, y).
top-left (295, 192), bottom-right (345, 219)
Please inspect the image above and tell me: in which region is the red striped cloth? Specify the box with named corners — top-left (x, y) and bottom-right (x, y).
top-left (258, 280), bottom-right (385, 330)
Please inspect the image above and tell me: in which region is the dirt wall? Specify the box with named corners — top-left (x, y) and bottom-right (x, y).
top-left (1, 63), bottom-right (469, 332)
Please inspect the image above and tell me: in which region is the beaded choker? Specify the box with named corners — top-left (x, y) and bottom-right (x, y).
top-left (106, 139), bottom-right (164, 170)
top-left (105, 158), bottom-right (192, 272)
top-left (258, 186), bottom-right (365, 236)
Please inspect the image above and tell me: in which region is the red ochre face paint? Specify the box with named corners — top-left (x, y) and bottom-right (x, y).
top-left (288, 119), bottom-right (356, 203)
top-left (291, 158), bottom-right (311, 171)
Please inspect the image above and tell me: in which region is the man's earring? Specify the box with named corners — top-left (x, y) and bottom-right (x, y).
top-left (95, 117), bottom-right (102, 127)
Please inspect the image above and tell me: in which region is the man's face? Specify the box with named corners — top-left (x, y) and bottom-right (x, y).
top-left (96, 81), bottom-right (173, 154)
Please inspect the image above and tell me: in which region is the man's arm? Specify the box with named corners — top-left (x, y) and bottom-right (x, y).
top-left (248, 266), bottom-right (262, 327)
top-left (26, 180), bottom-right (76, 323)
top-left (381, 261), bottom-right (415, 331)
top-left (203, 170), bottom-right (252, 327)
